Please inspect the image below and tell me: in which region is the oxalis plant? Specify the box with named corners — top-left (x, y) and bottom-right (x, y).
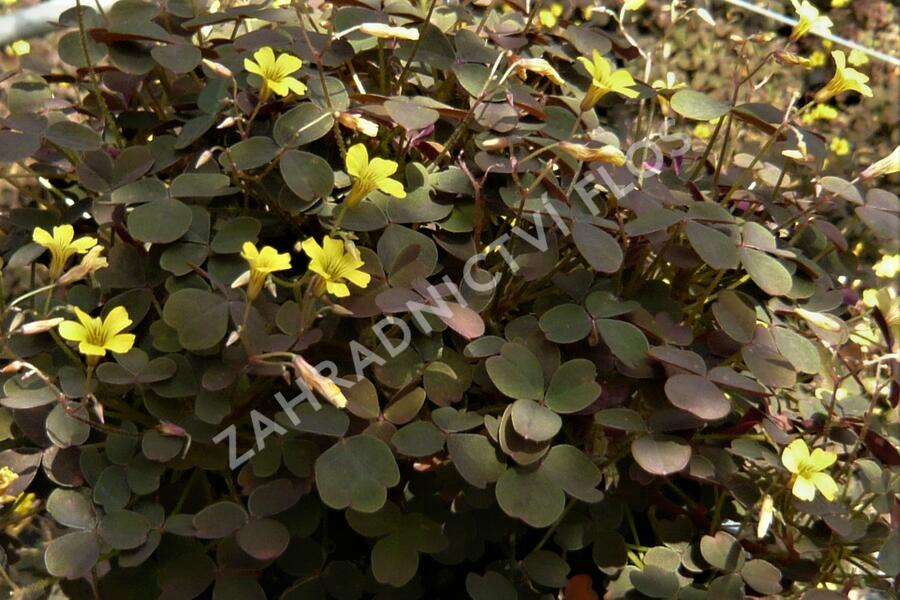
top-left (0, 0), bottom-right (898, 598)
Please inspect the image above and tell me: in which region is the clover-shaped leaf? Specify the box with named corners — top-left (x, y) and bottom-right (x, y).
top-left (315, 435), bottom-right (400, 513)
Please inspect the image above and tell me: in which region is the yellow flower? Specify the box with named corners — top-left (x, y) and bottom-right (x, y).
top-left (623, 0), bottom-right (648, 10)
top-left (32, 225), bottom-right (98, 280)
top-left (58, 306), bottom-right (135, 358)
top-left (514, 58), bottom-right (565, 86)
top-left (558, 141), bottom-right (626, 166)
top-left (539, 3), bottom-right (563, 28)
top-left (801, 103), bottom-right (838, 124)
top-left (814, 50), bottom-right (873, 103)
top-left (12, 492), bottom-right (37, 518)
top-left (301, 237), bottom-right (371, 298)
top-left (0, 466), bottom-right (18, 497)
top-left (860, 146), bottom-right (900, 180)
top-left (789, 0), bottom-right (833, 41)
top-left (847, 48), bottom-right (869, 66)
top-left (694, 122), bottom-right (713, 139)
top-left (240, 242), bottom-right (292, 301)
top-left (244, 47), bottom-right (306, 101)
top-left (577, 49), bottom-right (639, 111)
top-left (873, 254), bottom-right (900, 279)
top-left (831, 0), bottom-right (849, 7)
top-left (807, 50), bottom-right (827, 68)
top-left (345, 143), bottom-right (405, 207)
top-left (8, 40), bottom-right (30, 56)
top-left (782, 439), bottom-right (838, 501)
top-left (829, 136), bottom-right (850, 156)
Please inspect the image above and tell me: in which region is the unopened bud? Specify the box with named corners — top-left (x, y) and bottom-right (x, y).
top-left (20, 317), bottom-right (65, 335)
top-left (217, 116), bottom-right (237, 130)
top-left (860, 146), bottom-right (900, 180)
top-left (559, 141), bottom-right (626, 166)
top-left (514, 58), bottom-right (565, 85)
top-left (203, 59), bottom-right (233, 78)
top-left (293, 355), bottom-right (348, 409)
top-left (338, 112), bottom-right (379, 137)
top-left (359, 23), bottom-right (419, 40)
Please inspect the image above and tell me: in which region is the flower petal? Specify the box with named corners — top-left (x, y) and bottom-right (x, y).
top-left (244, 58), bottom-right (263, 76)
top-left (78, 342), bottom-right (107, 357)
top-left (782, 439), bottom-right (809, 474)
top-left (810, 472), bottom-right (838, 501)
top-left (343, 268), bottom-right (371, 288)
top-left (102, 306), bottom-right (132, 337)
top-left (105, 333), bottom-right (136, 354)
top-left (376, 177), bottom-right (406, 198)
top-left (253, 47), bottom-right (276, 70)
top-left (807, 448), bottom-right (837, 471)
top-left (58, 321), bottom-right (87, 343)
top-left (368, 157), bottom-right (399, 179)
top-left (322, 236), bottom-right (345, 261)
top-left (286, 78), bottom-right (307, 96)
top-left (274, 53), bottom-right (302, 75)
top-left (326, 280), bottom-right (350, 298)
top-left (268, 79), bottom-right (290, 97)
top-left (791, 476), bottom-right (816, 502)
top-left (301, 238), bottom-right (325, 262)
top-left (32, 227), bottom-right (53, 247)
top-left (70, 236), bottom-right (98, 253)
top-left (54, 225), bottom-right (75, 247)
top-left (241, 242), bottom-right (260, 262)
top-left (346, 143), bottom-right (369, 178)
top-left (72, 307), bottom-right (96, 329)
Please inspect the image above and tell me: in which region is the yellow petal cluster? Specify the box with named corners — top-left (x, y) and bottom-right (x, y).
top-left (782, 439), bottom-right (838, 501)
top-left (244, 47), bottom-right (306, 101)
top-left (301, 237), bottom-right (371, 298)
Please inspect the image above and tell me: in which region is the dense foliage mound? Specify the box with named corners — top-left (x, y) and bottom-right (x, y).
top-left (0, 1), bottom-right (898, 598)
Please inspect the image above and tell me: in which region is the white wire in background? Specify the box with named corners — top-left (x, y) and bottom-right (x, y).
top-left (722, 0), bottom-right (900, 67)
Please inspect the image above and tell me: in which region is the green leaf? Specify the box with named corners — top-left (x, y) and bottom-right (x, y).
top-left (315, 435), bottom-right (400, 513)
top-left (274, 102), bottom-right (334, 147)
top-left (495, 466), bottom-right (565, 528)
top-left (45, 531), bottom-right (100, 579)
top-left (545, 359), bottom-right (601, 414)
top-left (686, 221), bottom-right (739, 270)
top-left (664, 374), bottom-right (730, 420)
top-left (193, 501), bottom-right (248, 539)
top-left (541, 444), bottom-right (603, 502)
top-left (170, 172), bottom-right (232, 197)
top-left (596, 319), bottom-right (649, 367)
top-left (485, 342), bottom-right (544, 401)
top-left (98, 509), bottom-right (151, 550)
top-left (539, 303), bottom-right (591, 343)
top-left (391, 421), bottom-right (445, 457)
top-left (162, 289), bottom-right (229, 351)
top-left (280, 150), bottom-right (334, 201)
top-left (701, 531), bottom-right (745, 572)
top-left (510, 399), bottom-right (561, 442)
top-left (740, 248), bottom-right (792, 296)
top-left (372, 533), bottom-right (418, 587)
top-left (523, 550), bottom-right (570, 588)
top-left (127, 197), bottom-right (193, 244)
top-left (446, 433), bottom-right (506, 488)
top-left (571, 222), bottom-right (622, 273)
top-left (211, 216), bottom-right (261, 254)
top-left (221, 137), bottom-right (279, 171)
top-left (631, 435), bottom-right (691, 475)
top-left (46, 121), bottom-right (102, 151)
top-left (385, 99), bottom-right (440, 130)
top-left (236, 518), bottom-right (290, 560)
top-left (670, 90), bottom-right (730, 121)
